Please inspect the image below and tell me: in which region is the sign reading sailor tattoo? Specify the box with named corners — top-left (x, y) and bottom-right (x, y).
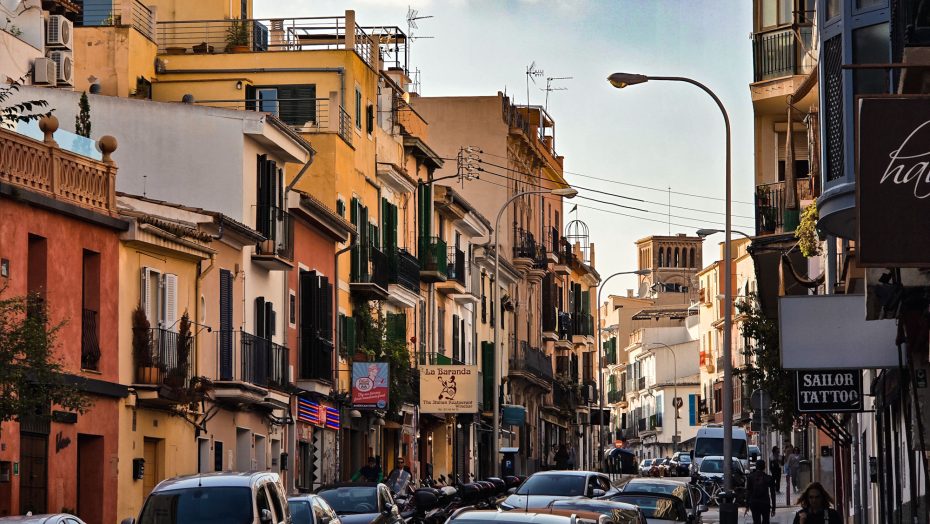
top-left (796, 370), bottom-right (863, 413)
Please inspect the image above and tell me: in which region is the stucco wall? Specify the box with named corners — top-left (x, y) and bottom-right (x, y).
top-left (74, 27), bottom-right (157, 97)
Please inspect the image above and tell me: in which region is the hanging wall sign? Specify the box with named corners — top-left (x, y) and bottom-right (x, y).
top-left (419, 365), bottom-right (479, 413)
top-left (352, 362), bottom-right (389, 409)
top-left (795, 370), bottom-right (863, 413)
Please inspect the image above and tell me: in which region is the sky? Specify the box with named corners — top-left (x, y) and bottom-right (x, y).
top-left (256, 0), bottom-right (757, 299)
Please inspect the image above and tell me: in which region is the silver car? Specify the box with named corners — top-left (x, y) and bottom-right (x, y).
top-left (288, 494), bottom-right (343, 524)
top-left (499, 471), bottom-right (616, 511)
top-left (0, 515), bottom-right (86, 524)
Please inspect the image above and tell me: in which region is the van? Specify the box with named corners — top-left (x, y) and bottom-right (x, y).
top-left (691, 424), bottom-right (749, 473)
top-left (120, 471), bottom-right (290, 524)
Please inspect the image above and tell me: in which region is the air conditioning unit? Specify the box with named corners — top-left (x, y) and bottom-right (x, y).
top-left (32, 58), bottom-right (57, 86)
top-left (47, 50), bottom-right (74, 86)
top-left (46, 15), bottom-right (73, 50)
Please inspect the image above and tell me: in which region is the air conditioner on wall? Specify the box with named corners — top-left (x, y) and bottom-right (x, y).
top-left (32, 58), bottom-right (57, 86)
top-left (46, 15), bottom-right (73, 50)
top-left (47, 50), bottom-right (73, 86)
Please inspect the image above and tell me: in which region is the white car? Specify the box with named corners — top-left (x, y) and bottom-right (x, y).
top-left (638, 458), bottom-right (654, 476)
top-left (0, 515), bottom-right (87, 524)
top-left (696, 455), bottom-right (745, 481)
top-left (499, 471), bottom-right (616, 511)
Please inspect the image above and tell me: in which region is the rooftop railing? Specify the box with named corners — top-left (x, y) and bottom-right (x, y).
top-left (79, 0), bottom-right (156, 42)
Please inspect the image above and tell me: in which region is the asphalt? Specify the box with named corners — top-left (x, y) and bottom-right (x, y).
top-left (701, 475), bottom-right (802, 524)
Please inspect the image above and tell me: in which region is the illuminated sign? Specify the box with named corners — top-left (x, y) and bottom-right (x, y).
top-left (297, 397), bottom-right (341, 430)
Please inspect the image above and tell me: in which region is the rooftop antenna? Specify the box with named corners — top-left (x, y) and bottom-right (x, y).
top-left (542, 76), bottom-right (572, 111)
top-left (406, 6), bottom-right (434, 72)
top-left (525, 61), bottom-right (544, 108)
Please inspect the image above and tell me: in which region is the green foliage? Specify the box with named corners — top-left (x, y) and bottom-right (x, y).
top-left (795, 202), bottom-right (820, 257)
top-left (131, 305), bottom-right (153, 368)
top-left (0, 290), bottom-right (92, 423)
top-left (0, 77), bottom-right (53, 127)
top-left (736, 293), bottom-right (796, 433)
top-left (225, 18), bottom-right (250, 46)
top-left (75, 92), bottom-right (91, 138)
top-left (354, 303), bottom-right (416, 414)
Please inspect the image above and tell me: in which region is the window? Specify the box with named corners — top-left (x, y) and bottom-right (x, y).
top-left (336, 198), bottom-right (345, 217)
top-left (777, 131), bottom-right (811, 181)
top-left (355, 87), bottom-right (363, 129)
top-left (82, 250), bottom-right (101, 370)
top-left (141, 268), bottom-right (177, 329)
top-left (853, 23), bottom-right (891, 95)
top-left (289, 291), bottom-right (296, 328)
top-left (299, 270), bottom-right (334, 380)
top-left (366, 103), bottom-right (374, 134)
top-left (760, 0), bottom-right (793, 28)
top-left (247, 85), bottom-right (317, 127)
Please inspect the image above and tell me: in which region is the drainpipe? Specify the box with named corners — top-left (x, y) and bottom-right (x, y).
top-left (334, 233), bottom-right (357, 481)
top-left (286, 150), bottom-right (316, 193)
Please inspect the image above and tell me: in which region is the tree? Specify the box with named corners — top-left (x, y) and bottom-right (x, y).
top-left (75, 91), bottom-right (91, 138)
top-left (354, 303), bottom-right (417, 415)
top-left (736, 293), bottom-right (797, 433)
top-left (0, 290), bottom-right (91, 423)
top-left (0, 77), bottom-right (52, 127)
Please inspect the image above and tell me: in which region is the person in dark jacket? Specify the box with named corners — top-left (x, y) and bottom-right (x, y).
top-left (554, 444), bottom-right (569, 470)
top-left (792, 482), bottom-right (842, 524)
top-left (744, 459), bottom-right (776, 524)
top-left (770, 446), bottom-right (783, 493)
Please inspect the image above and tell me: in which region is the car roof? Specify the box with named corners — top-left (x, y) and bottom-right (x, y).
top-left (450, 511), bottom-right (583, 523)
top-left (529, 470), bottom-right (600, 477)
top-left (319, 482), bottom-right (381, 489)
top-left (152, 471), bottom-right (280, 492)
top-left (0, 516), bottom-right (76, 523)
top-left (549, 499), bottom-right (640, 511)
top-left (626, 478), bottom-right (688, 487)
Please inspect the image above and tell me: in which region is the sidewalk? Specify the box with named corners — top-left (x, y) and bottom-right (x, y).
top-left (704, 475), bottom-right (802, 524)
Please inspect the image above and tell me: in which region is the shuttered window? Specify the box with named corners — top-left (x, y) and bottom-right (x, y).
top-left (437, 307), bottom-right (445, 353)
top-left (386, 312), bottom-right (406, 343)
top-left (299, 270), bottom-right (334, 381)
top-left (452, 314), bottom-right (460, 361)
top-left (246, 84), bottom-right (317, 126)
top-left (381, 198), bottom-right (398, 254)
top-left (219, 269), bottom-right (234, 380)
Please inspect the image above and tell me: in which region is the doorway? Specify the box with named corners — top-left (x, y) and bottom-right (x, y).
top-left (77, 434), bottom-right (104, 524)
top-left (142, 439), bottom-right (161, 498)
top-left (19, 433), bottom-right (47, 515)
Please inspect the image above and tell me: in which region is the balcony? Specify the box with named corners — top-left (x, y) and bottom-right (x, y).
top-left (648, 413), bottom-right (663, 431)
top-left (755, 180), bottom-right (815, 236)
top-left (418, 236), bottom-right (448, 283)
top-left (253, 206), bottom-right (294, 270)
top-left (297, 329), bottom-right (334, 385)
top-left (752, 26), bottom-right (814, 83)
top-left (512, 228), bottom-right (537, 272)
top-left (386, 248), bottom-right (420, 308)
top-left (571, 313), bottom-right (594, 345)
top-left (607, 390), bottom-right (624, 404)
top-left (79, 0), bottom-right (156, 41)
top-left (552, 381), bottom-right (581, 410)
top-left (638, 376), bottom-right (646, 391)
top-left (637, 418), bottom-right (647, 432)
top-left (215, 330), bottom-right (290, 406)
top-left (546, 227), bottom-right (561, 264)
top-left (509, 343), bottom-right (553, 389)
top-left (350, 244), bottom-right (390, 300)
top-left (437, 247), bottom-right (466, 295)
top-left (81, 308), bottom-right (101, 371)
top-left (555, 312), bottom-right (573, 349)
top-left (133, 327), bottom-right (194, 406)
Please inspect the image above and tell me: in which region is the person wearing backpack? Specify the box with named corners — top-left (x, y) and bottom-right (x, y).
top-left (744, 459), bottom-right (777, 524)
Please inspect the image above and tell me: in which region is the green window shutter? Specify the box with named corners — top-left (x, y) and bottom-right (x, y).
top-left (338, 313), bottom-right (346, 356)
top-left (382, 198), bottom-right (390, 251)
top-left (346, 316), bottom-right (357, 356)
top-left (350, 197), bottom-right (359, 226)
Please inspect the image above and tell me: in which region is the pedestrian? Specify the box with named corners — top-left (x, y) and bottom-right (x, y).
top-left (770, 446), bottom-right (783, 493)
top-left (351, 456), bottom-right (381, 482)
top-left (744, 459), bottom-right (777, 524)
top-left (554, 444), bottom-right (569, 470)
top-left (567, 443), bottom-right (577, 470)
top-left (792, 482), bottom-right (842, 524)
top-left (786, 447), bottom-right (801, 494)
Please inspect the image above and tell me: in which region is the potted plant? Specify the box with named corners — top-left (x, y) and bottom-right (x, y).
top-left (165, 311), bottom-right (192, 390)
top-left (225, 18), bottom-right (251, 53)
top-left (132, 305), bottom-right (158, 384)
top-left (192, 41), bottom-right (214, 54)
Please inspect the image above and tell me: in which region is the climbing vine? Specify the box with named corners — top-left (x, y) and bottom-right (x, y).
top-left (795, 202), bottom-right (820, 257)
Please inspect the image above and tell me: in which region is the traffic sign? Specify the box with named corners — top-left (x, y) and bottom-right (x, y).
top-left (751, 389), bottom-right (771, 411)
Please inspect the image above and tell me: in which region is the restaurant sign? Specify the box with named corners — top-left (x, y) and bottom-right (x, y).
top-left (419, 365), bottom-right (479, 413)
top-left (795, 370), bottom-right (863, 413)
top-left (858, 96), bottom-right (930, 267)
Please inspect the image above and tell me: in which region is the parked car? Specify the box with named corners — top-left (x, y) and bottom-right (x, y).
top-left (289, 494), bottom-right (344, 524)
top-left (665, 452), bottom-right (692, 477)
top-left (647, 458), bottom-right (667, 477)
top-left (120, 471), bottom-right (290, 524)
top-left (748, 445), bottom-right (762, 467)
top-left (615, 478), bottom-right (706, 524)
top-left (608, 493), bottom-right (690, 523)
top-left (638, 459), bottom-right (654, 477)
top-left (695, 455), bottom-right (746, 482)
top-left (316, 482), bottom-right (403, 524)
top-left (0, 515), bottom-right (87, 524)
top-left (499, 471), bottom-right (617, 511)
top-left (543, 499), bottom-right (648, 524)
top-left (448, 510), bottom-right (599, 524)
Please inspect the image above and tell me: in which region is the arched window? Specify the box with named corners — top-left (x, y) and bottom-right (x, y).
top-left (666, 247), bottom-right (672, 267)
top-left (689, 248), bottom-right (696, 268)
top-left (674, 247), bottom-right (680, 268)
top-left (658, 249), bottom-right (664, 267)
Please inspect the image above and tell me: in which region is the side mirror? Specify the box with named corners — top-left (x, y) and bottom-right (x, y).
top-left (120, 519), bottom-right (135, 524)
top-left (382, 502), bottom-right (395, 516)
top-left (507, 487), bottom-right (517, 495)
top-left (259, 509), bottom-right (274, 523)
top-left (696, 504), bottom-right (708, 513)
top-left (592, 488), bottom-right (606, 498)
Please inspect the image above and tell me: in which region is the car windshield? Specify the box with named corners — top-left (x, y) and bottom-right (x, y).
top-left (318, 486), bottom-right (378, 514)
top-left (678, 455), bottom-right (691, 463)
top-left (138, 487), bottom-right (253, 524)
top-left (694, 438), bottom-right (748, 458)
top-left (700, 459), bottom-right (724, 474)
top-left (610, 495), bottom-right (687, 521)
top-left (288, 501), bottom-right (312, 523)
top-left (550, 502), bottom-right (642, 524)
top-left (516, 474), bottom-right (586, 496)
top-left (642, 459), bottom-right (653, 466)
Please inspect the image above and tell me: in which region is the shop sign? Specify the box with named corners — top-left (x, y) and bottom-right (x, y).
top-left (352, 362), bottom-right (389, 409)
top-left (795, 370), bottom-right (863, 413)
top-left (857, 95), bottom-right (930, 267)
top-left (297, 397), bottom-right (341, 430)
top-left (419, 365), bottom-right (479, 413)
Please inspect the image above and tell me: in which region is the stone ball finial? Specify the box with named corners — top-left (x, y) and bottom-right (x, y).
top-left (98, 135), bottom-right (118, 164)
top-left (38, 115), bottom-right (59, 145)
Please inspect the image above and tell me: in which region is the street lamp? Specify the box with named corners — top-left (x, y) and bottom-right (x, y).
top-left (609, 72), bottom-right (736, 523)
top-left (642, 342), bottom-right (680, 453)
top-left (596, 269), bottom-right (651, 465)
top-left (492, 186), bottom-right (578, 476)
top-left (695, 228), bottom-right (751, 240)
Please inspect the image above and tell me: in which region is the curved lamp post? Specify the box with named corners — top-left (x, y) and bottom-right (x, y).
top-left (492, 186), bottom-right (578, 476)
top-left (608, 72), bottom-right (736, 523)
top-left (596, 269), bottom-right (650, 463)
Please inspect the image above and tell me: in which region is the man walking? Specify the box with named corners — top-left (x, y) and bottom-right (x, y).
top-left (786, 447), bottom-right (801, 494)
top-left (745, 459), bottom-right (777, 524)
top-left (770, 446), bottom-right (783, 493)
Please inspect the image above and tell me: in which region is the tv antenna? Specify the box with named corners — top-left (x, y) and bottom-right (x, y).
top-left (406, 7), bottom-right (434, 41)
top-left (525, 61), bottom-right (544, 107)
top-left (542, 76), bottom-right (572, 111)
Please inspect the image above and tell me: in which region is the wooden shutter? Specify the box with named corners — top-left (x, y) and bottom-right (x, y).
top-left (366, 103), bottom-right (374, 134)
top-left (452, 314), bottom-right (459, 360)
top-left (255, 297), bottom-right (266, 338)
top-left (460, 317), bottom-right (466, 361)
top-left (245, 84), bottom-right (256, 111)
top-left (265, 301), bottom-right (275, 337)
top-left (140, 267), bottom-right (153, 323)
top-left (219, 269), bottom-right (234, 380)
top-left (163, 273), bottom-right (178, 331)
top-left (321, 276), bottom-right (332, 342)
top-left (275, 85), bottom-right (317, 127)
top-left (481, 341), bottom-right (494, 409)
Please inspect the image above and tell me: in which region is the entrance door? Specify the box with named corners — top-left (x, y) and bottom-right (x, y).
top-left (19, 433), bottom-right (47, 515)
top-left (77, 435), bottom-right (104, 524)
top-left (143, 439), bottom-right (160, 497)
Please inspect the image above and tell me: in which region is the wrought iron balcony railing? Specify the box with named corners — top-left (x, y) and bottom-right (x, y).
top-left (418, 236), bottom-right (447, 277)
top-left (298, 330), bottom-right (334, 382)
top-left (255, 205), bottom-right (294, 262)
top-left (509, 344), bottom-right (553, 383)
top-left (752, 26), bottom-right (814, 82)
top-left (388, 248), bottom-right (420, 293)
top-left (134, 327), bottom-right (193, 388)
top-left (216, 330), bottom-right (289, 389)
top-left (446, 247), bottom-right (466, 286)
top-left (81, 308), bottom-right (101, 371)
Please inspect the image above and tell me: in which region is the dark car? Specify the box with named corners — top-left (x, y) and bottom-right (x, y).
top-left (545, 499), bottom-right (648, 524)
top-left (316, 483), bottom-right (402, 524)
top-left (666, 452), bottom-right (692, 477)
top-left (616, 478), bottom-right (707, 524)
top-left (608, 493), bottom-right (690, 523)
top-left (288, 494), bottom-right (344, 524)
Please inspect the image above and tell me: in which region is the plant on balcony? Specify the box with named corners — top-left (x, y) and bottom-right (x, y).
top-left (735, 293), bottom-right (796, 433)
top-left (225, 18), bottom-right (251, 52)
top-left (795, 201), bottom-right (821, 257)
top-left (165, 311), bottom-right (192, 390)
top-left (132, 305), bottom-right (159, 384)
top-left (0, 289), bottom-right (91, 422)
top-left (354, 304), bottom-right (417, 414)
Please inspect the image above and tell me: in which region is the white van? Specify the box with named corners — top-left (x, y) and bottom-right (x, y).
top-left (691, 424), bottom-right (749, 473)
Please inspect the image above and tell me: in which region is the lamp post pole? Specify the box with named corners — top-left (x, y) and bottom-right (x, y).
top-left (608, 72), bottom-right (734, 523)
top-left (492, 187), bottom-right (577, 476)
top-left (645, 342), bottom-right (679, 453)
top-left (596, 269), bottom-right (650, 467)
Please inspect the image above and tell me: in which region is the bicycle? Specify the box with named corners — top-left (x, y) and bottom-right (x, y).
top-left (692, 475), bottom-right (724, 506)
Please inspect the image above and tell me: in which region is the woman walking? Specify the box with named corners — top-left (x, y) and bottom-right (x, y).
top-left (792, 482), bottom-right (842, 524)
